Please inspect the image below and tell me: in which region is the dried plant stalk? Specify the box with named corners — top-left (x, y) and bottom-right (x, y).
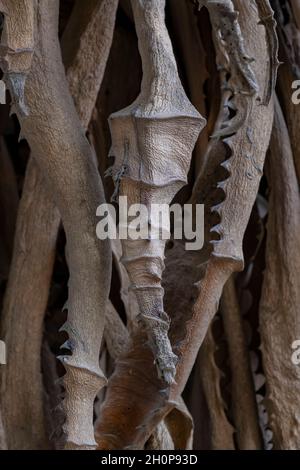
top-left (0, 0), bottom-right (35, 115)
top-left (110, 239), bottom-right (140, 329)
top-left (259, 97), bottom-right (300, 449)
top-left (96, 0), bottom-right (275, 449)
top-left (0, 160), bottom-right (59, 449)
top-left (144, 397), bottom-right (193, 450)
top-left (198, 326), bottom-right (235, 449)
top-left (0, 137), bottom-right (18, 281)
top-left (221, 276), bottom-right (262, 449)
top-left (61, 0), bottom-right (118, 130)
top-left (291, 0), bottom-right (300, 29)
top-left (0, 408), bottom-right (7, 450)
top-left (0, 0), bottom-right (113, 449)
top-left (172, 0), bottom-right (274, 399)
top-left (163, 399), bottom-right (194, 450)
top-left (100, 252), bottom-right (193, 450)
top-left (101, 302), bottom-right (174, 451)
top-left (254, 0), bottom-right (279, 105)
top-left (145, 423), bottom-right (174, 450)
top-left (0, 0), bottom-right (118, 450)
top-left (96, 241), bottom-right (201, 450)
top-left (273, 0), bottom-right (300, 182)
top-left (273, 0), bottom-right (300, 78)
top-left (198, 0), bottom-right (258, 139)
top-left (107, 0), bottom-right (205, 383)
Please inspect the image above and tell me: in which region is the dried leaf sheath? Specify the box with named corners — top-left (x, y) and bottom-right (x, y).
top-left (221, 277), bottom-right (262, 449)
top-left (259, 97), bottom-right (300, 449)
top-left (172, 0), bottom-right (275, 400)
top-left (273, 0), bottom-right (300, 183)
top-left (108, 0), bottom-right (205, 383)
top-left (254, 0), bottom-right (279, 105)
top-left (0, 0), bottom-right (118, 450)
top-left (61, 0), bottom-right (119, 130)
top-left (0, 408), bottom-right (7, 449)
top-left (198, 325), bottom-right (235, 449)
top-left (97, 0), bottom-right (276, 450)
top-left (0, 0), bottom-right (112, 449)
top-left (198, 0), bottom-right (259, 139)
top-left (0, 0), bottom-right (35, 115)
